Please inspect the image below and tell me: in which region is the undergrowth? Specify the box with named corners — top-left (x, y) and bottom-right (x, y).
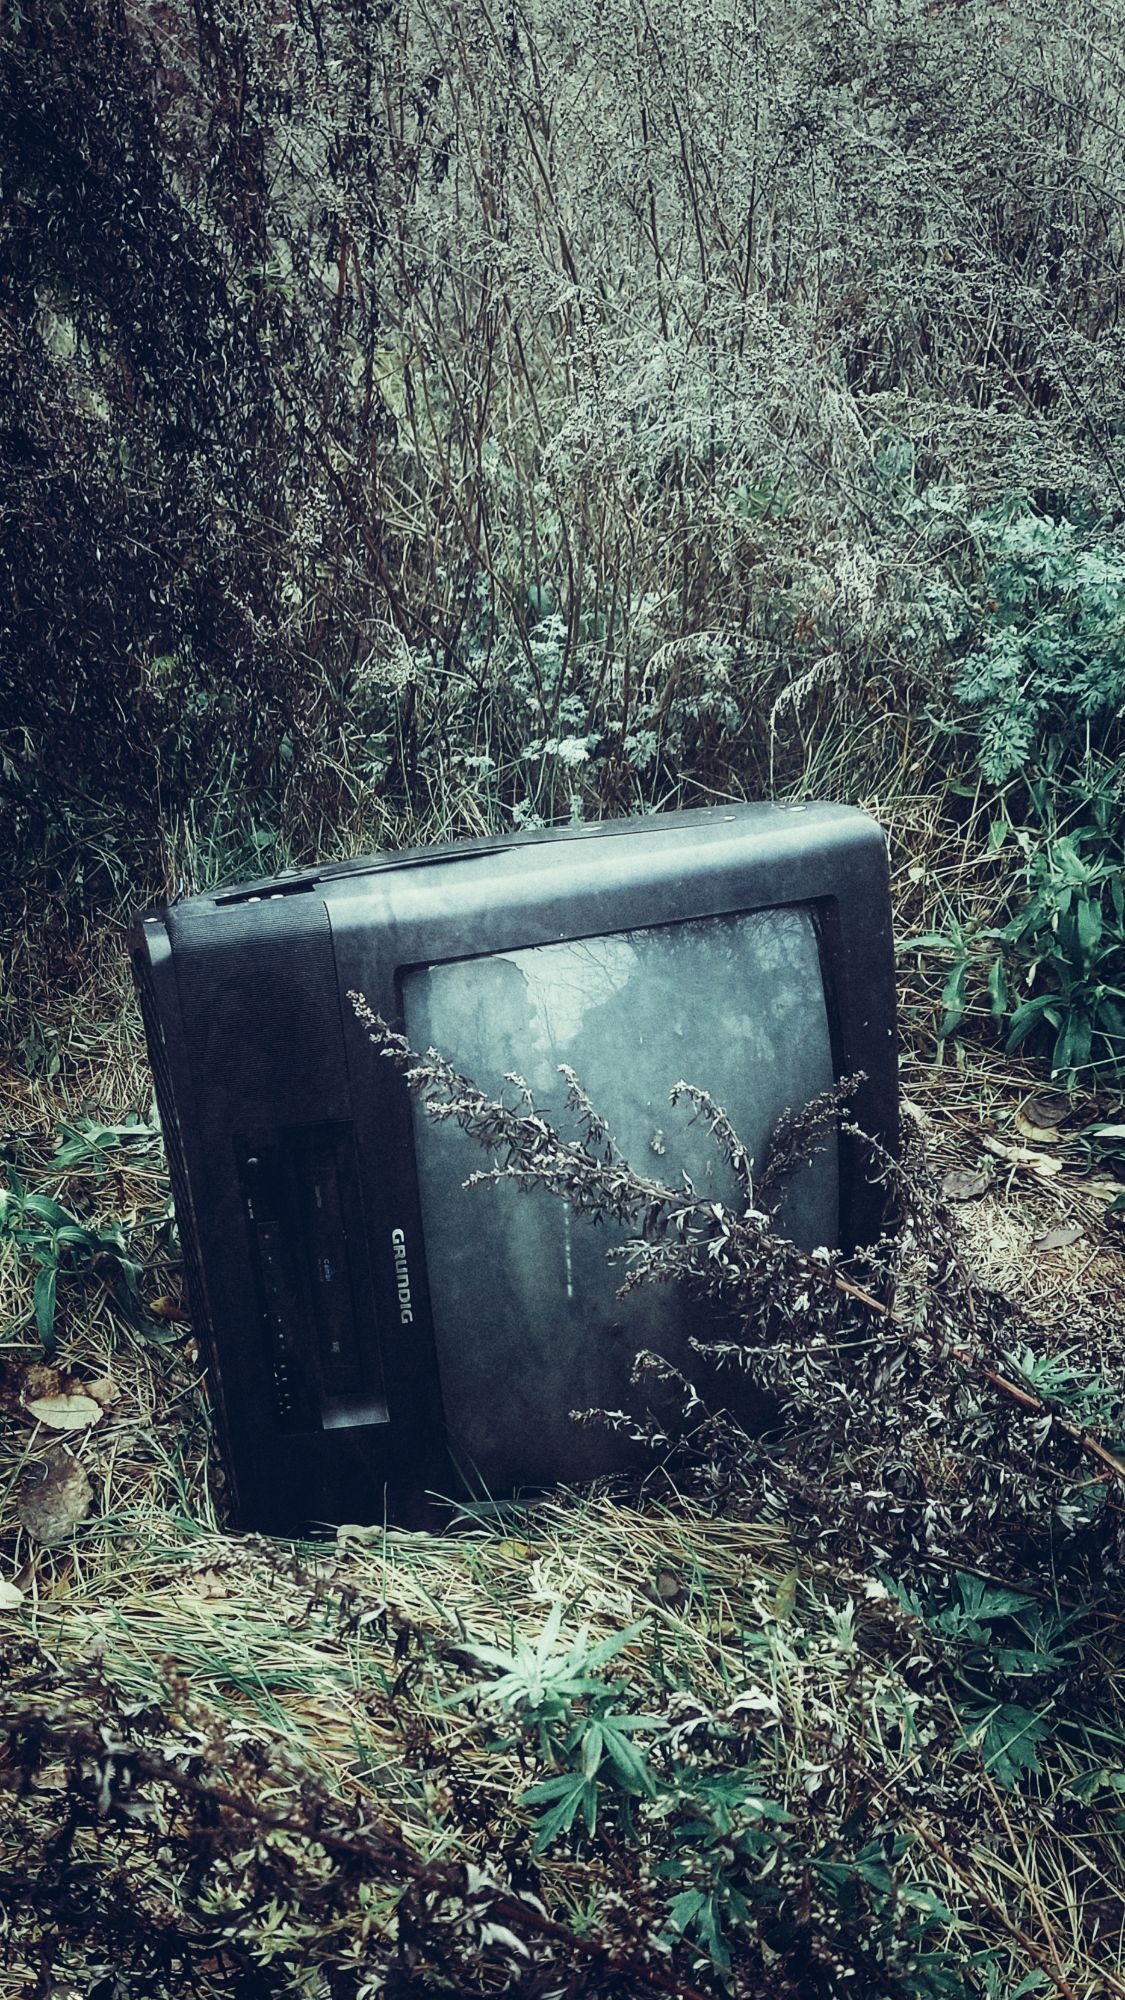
top-left (4, 0), bottom-right (1125, 1988)
top-left (2, 0), bottom-right (1125, 1098)
top-left (5, 1024), bottom-right (1125, 1997)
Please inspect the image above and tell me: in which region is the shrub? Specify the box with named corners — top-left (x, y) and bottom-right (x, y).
top-left (5, 0), bottom-right (1125, 963)
top-left (904, 495), bottom-right (1125, 1081)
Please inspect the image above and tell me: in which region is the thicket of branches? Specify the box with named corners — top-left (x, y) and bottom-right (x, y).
top-left (3, 0), bottom-right (1124, 948)
top-left (6, 1025), bottom-right (1125, 1997)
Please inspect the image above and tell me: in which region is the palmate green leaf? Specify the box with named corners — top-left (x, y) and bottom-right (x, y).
top-left (598, 1713), bottom-right (660, 1795)
top-left (572, 1620), bottom-right (647, 1672)
top-left (961, 1702), bottom-right (1051, 1787)
top-left (665, 1889), bottom-right (732, 1975)
top-left (953, 1572), bottom-right (1035, 1623)
top-left (449, 1611), bottom-right (645, 1714)
top-left (534, 1599), bottom-right (565, 1666)
top-left (993, 1644), bottom-right (1059, 1675)
top-left (523, 1770), bottom-right (599, 1849)
top-left (1065, 1766), bottom-right (1125, 1803)
top-left (882, 1571), bottom-right (927, 1620)
top-left (665, 1888), bottom-right (706, 1935)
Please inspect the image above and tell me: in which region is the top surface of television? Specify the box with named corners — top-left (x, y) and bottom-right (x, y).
top-left (132, 801), bottom-right (898, 1533)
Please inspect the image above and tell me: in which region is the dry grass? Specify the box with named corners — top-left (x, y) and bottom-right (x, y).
top-left (3, 955), bottom-right (1125, 1995)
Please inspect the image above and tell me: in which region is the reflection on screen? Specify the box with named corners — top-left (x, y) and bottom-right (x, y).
top-left (402, 907), bottom-right (836, 1492)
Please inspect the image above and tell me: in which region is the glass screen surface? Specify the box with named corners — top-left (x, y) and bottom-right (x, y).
top-left (401, 906), bottom-right (836, 1492)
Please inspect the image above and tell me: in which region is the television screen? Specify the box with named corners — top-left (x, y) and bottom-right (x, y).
top-left (131, 800), bottom-right (898, 1532)
top-left (402, 908), bottom-right (837, 1490)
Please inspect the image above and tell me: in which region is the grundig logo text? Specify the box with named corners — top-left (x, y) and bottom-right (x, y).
top-left (391, 1228), bottom-right (414, 1323)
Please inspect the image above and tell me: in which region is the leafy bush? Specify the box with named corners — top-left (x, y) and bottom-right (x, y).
top-left (938, 501), bottom-right (1125, 789)
top-left (6, 0), bottom-right (1125, 972)
top-left (996, 823), bottom-right (1125, 1079)
top-left (0, 1168), bottom-right (145, 1352)
top-left (903, 494), bottom-right (1125, 1081)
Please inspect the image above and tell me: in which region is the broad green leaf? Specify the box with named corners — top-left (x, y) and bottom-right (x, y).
top-left (938, 958), bottom-right (968, 1039)
top-left (1006, 994), bottom-right (1059, 1048)
top-left (1076, 893), bottom-right (1103, 958)
top-left (581, 1723), bottom-right (603, 1778)
top-left (54, 1224), bottom-right (97, 1250)
top-left (25, 1194), bottom-right (75, 1230)
top-left (987, 955), bottom-right (1009, 1019)
top-left (34, 1262), bottom-right (59, 1351)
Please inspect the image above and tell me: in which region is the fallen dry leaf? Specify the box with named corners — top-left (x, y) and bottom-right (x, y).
top-left (496, 1538), bottom-right (536, 1562)
top-left (182, 1567), bottom-right (232, 1602)
top-left (25, 1393), bottom-right (103, 1432)
top-left (18, 1447), bottom-right (94, 1544)
top-left (18, 1363), bottom-right (64, 1403)
top-left (942, 1166), bottom-right (990, 1201)
top-left (1033, 1224), bottom-right (1085, 1252)
top-left (336, 1522), bottom-right (382, 1546)
top-left (1014, 1109), bottom-right (1063, 1145)
top-left (82, 1374), bottom-right (120, 1410)
top-left (0, 1577), bottom-right (24, 1611)
top-left (150, 1294), bottom-right (191, 1322)
top-left (1021, 1093), bottom-right (1071, 1130)
top-left (982, 1136), bottom-right (1064, 1178)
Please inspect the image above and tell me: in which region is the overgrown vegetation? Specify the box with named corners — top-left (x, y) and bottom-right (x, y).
top-left (4, 0), bottom-right (1125, 1991)
top-left (2, 0), bottom-right (1124, 1082)
top-left (3, 1043), bottom-right (1125, 1996)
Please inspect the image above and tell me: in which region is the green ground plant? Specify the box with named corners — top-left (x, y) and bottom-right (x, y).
top-left (905, 497), bottom-right (1125, 1083)
top-left (5, 1052), bottom-right (1125, 1994)
top-left (4, 0), bottom-right (1125, 1990)
top-left (0, 1170), bottom-right (144, 1351)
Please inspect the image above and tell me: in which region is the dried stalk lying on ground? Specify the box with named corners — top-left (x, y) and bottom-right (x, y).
top-left (4, 1010), bottom-right (1125, 2000)
top-left (2, 1687), bottom-right (711, 2000)
top-left (351, 995), bottom-right (1125, 1585)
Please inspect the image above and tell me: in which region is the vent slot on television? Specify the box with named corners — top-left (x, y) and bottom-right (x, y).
top-left (239, 1124), bottom-right (389, 1435)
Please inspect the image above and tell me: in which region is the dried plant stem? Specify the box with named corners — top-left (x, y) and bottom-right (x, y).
top-left (908, 1822), bottom-right (1089, 2000)
top-left (954, 1349), bottom-right (1125, 1489)
top-left (7, 1709), bottom-right (715, 2000)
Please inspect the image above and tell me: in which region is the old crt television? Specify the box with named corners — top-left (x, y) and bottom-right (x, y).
top-left (131, 802), bottom-right (897, 1533)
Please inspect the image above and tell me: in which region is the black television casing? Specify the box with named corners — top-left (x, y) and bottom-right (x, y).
top-left (130, 802), bottom-right (898, 1534)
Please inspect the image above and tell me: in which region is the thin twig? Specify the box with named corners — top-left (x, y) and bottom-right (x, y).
top-left (956, 1352), bottom-right (1125, 1487)
top-left (4, 1711), bottom-right (714, 2000)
